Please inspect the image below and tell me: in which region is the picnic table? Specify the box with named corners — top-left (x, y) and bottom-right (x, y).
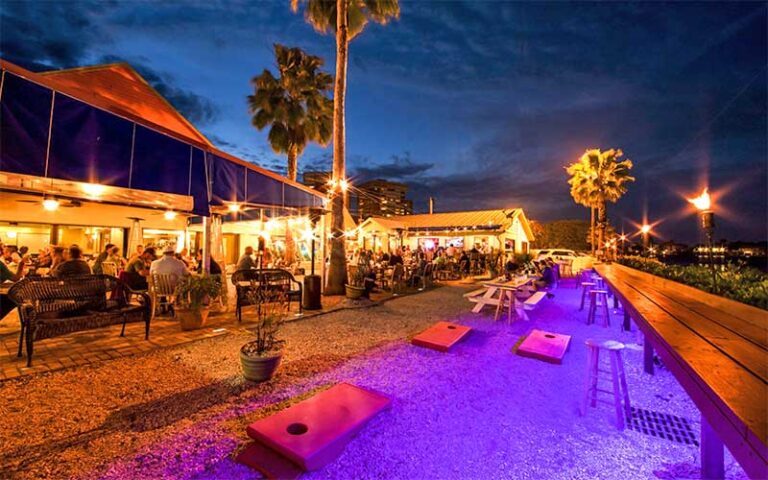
top-left (595, 263), bottom-right (767, 480)
top-left (465, 275), bottom-right (534, 315)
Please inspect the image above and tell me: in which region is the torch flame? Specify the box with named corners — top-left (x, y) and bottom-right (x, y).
top-left (687, 188), bottom-right (711, 211)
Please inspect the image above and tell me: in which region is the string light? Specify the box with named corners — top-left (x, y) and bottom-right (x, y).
top-left (164, 211), bottom-right (177, 220)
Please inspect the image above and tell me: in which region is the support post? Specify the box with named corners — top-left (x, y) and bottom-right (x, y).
top-left (320, 212), bottom-right (327, 291)
top-left (202, 216), bottom-right (212, 274)
top-left (643, 335), bottom-right (654, 375)
top-left (701, 414), bottom-right (724, 479)
top-left (623, 310), bottom-right (631, 332)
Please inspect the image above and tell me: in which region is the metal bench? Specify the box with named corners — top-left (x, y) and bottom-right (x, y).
top-left (232, 269), bottom-right (303, 322)
top-left (8, 274), bottom-right (151, 366)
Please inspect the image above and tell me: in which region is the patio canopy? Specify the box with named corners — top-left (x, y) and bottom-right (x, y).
top-left (0, 60), bottom-right (324, 217)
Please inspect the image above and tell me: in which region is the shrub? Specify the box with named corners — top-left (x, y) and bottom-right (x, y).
top-left (617, 256), bottom-right (768, 310)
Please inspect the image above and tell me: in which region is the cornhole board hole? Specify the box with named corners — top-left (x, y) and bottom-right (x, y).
top-left (241, 383), bottom-right (391, 473)
top-left (411, 321), bottom-right (472, 352)
top-left (516, 329), bottom-right (571, 364)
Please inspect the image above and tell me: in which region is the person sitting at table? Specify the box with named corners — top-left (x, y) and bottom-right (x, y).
top-left (504, 257), bottom-right (520, 280)
top-left (389, 249), bottom-right (404, 266)
top-left (0, 256), bottom-right (27, 321)
top-left (107, 245), bottom-right (126, 268)
top-left (459, 250), bottom-right (470, 274)
top-left (151, 245), bottom-right (189, 277)
top-left (237, 246), bottom-right (257, 271)
top-left (52, 245), bottom-right (92, 277)
top-left (92, 243), bottom-right (115, 274)
top-left (124, 247), bottom-right (156, 290)
top-left (2, 245), bottom-right (21, 264)
top-left (195, 252), bottom-right (222, 275)
top-left (533, 260), bottom-right (556, 289)
top-left (128, 244), bottom-right (144, 262)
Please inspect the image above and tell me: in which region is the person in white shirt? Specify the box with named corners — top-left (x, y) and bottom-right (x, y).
top-left (150, 245), bottom-right (189, 278)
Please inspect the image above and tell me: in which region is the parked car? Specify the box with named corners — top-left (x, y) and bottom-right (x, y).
top-left (533, 249), bottom-right (593, 272)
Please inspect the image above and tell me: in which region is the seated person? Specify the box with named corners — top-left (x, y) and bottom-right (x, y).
top-left (52, 245), bottom-right (92, 277)
top-left (195, 253), bottom-right (223, 276)
top-left (237, 246), bottom-right (257, 270)
top-left (504, 259), bottom-right (520, 280)
top-left (92, 243), bottom-right (115, 274)
top-left (388, 249), bottom-right (404, 266)
top-left (0, 257), bottom-right (27, 320)
top-left (150, 245), bottom-right (189, 278)
top-left (123, 247), bottom-right (156, 290)
top-left (534, 260), bottom-right (556, 289)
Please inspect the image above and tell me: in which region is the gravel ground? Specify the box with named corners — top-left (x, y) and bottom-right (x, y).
top-left (0, 285), bottom-right (750, 479)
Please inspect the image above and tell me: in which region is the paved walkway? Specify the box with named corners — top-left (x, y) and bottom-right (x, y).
top-left (0, 293), bottom-right (353, 381)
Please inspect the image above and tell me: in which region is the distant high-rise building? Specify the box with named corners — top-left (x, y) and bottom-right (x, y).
top-left (357, 179), bottom-right (412, 219)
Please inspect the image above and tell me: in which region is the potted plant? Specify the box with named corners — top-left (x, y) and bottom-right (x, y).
top-left (174, 274), bottom-right (221, 330)
top-left (240, 288), bottom-right (288, 382)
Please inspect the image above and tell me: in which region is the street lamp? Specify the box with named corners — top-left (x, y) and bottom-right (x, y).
top-left (687, 188), bottom-right (716, 290)
top-left (640, 224), bottom-right (651, 254)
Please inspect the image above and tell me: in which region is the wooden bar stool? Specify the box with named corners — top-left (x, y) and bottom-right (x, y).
top-left (580, 339), bottom-right (631, 430)
top-left (587, 290), bottom-right (611, 326)
top-left (579, 282), bottom-right (596, 310)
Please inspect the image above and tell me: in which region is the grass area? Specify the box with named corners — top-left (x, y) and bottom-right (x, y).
top-left (617, 256), bottom-right (768, 310)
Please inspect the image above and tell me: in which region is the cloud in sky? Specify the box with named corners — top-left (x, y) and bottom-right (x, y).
top-left (0, 1), bottom-right (765, 241)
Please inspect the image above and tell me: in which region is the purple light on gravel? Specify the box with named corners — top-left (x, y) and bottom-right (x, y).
top-left (95, 287), bottom-right (749, 480)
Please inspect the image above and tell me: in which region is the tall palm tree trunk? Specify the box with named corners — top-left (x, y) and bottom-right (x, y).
top-left (590, 206), bottom-right (595, 256)
top-left (325, 0), bottom-right (349, 295)
top-left (597, 201), bottom-right (606, 260)
top-left (284, 143), bottom-right (298, 266)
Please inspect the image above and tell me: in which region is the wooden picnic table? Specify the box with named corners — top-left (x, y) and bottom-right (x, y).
top-left (595, 263), bottom-right (767, 480)
top-left (465, 275), bottom-right (534, 314)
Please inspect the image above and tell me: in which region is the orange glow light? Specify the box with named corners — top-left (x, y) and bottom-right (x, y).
top-left (687, 188), bottom-right (711, 211)
top-left (641, 224), bottom-right (651, 234)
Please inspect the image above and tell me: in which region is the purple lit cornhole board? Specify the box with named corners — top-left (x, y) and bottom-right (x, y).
top-left (516, 329), bottom-right (571, 364)
top-left (411, 321), bottom-right (472, 352)
top-left (240, 383), bottom-right (391, 474)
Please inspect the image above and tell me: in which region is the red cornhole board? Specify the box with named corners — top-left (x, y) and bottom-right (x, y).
top-left (243, 383), bottom-right (391, 472)
top-left (236, 442), bottom-right (304, 480)
top-left (411, 321), bottom-right (471, 352)
top-left (516, 329), bottom-right (571, 364)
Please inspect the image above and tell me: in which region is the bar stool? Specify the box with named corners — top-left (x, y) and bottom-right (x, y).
top-left (587, 290), bottom-right (611, 326)
top-left (579, 281), bottom-right (596, 310)
top-left (581, 339), bottom-right (631, 430)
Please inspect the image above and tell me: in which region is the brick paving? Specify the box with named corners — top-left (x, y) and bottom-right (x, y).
top-left (0, 295), bottom-right (349, 382)
top-left (0, 282), bottom-right (432, 382)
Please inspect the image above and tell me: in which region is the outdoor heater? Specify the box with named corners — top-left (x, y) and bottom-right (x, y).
top-left (303, 207), bottom-right (326, 310)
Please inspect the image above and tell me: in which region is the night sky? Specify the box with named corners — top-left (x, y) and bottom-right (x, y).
top-left (1, 1), bottom-right (766, 243)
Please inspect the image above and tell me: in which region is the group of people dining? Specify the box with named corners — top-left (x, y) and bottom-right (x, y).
top-left (0, 240), bottom-right (220, 291)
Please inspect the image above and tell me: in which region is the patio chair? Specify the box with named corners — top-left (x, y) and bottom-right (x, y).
top-left (389, 264), bottom-right (405, 294)
top-left (101, 261), bottom-right (118, 277)
top-left (149, 273), bottom-right (181, 320)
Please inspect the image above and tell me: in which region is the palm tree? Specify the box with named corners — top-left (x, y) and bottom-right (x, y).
top-left (249, 44), bottom-right (333, 266)
top-left (248, 44), bottom-right (333, 181)
top-left (291, 0), bottom-right (400, 294)
top-left (566, 149), bottom-right (635, 259)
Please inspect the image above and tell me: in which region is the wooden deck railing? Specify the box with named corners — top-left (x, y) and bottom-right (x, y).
top-left (595, 263), bottom-right (767, 480)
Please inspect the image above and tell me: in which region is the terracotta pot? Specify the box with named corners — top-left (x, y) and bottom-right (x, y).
top-left (345, 284), bottom-right (365, 299)
top-left (177, 307), bottom-right (210, 331)
top-left (240, 349), bottom-right (282, 383)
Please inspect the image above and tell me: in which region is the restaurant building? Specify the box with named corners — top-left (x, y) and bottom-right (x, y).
top-left (0, 59), bottom-right (324, 272)
top-left (356, 209), bottom-right (534, 254)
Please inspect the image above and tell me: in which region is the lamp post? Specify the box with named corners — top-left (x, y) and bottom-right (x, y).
top-left (640, 224), bottom-right (651, 256)
top-left (688, 188), bottom-right (717, 291)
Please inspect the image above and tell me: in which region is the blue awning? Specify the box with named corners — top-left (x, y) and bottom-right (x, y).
top-left (0, 67), bottom-right (324, 216)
